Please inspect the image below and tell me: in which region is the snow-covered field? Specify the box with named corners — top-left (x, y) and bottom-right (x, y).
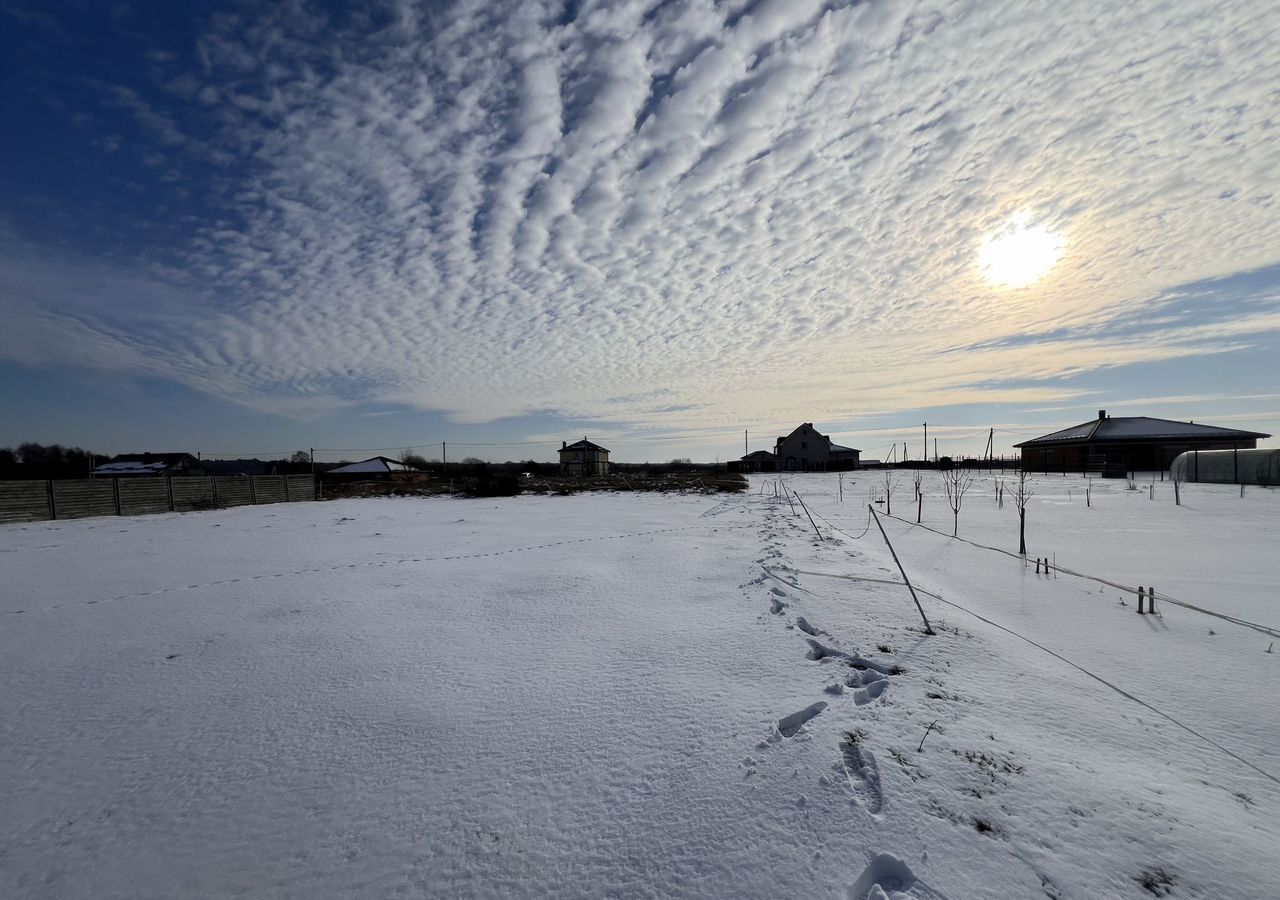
top-left (2, 475), bottom-right (1277, 899)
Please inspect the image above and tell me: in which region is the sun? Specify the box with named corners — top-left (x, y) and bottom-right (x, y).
top-left (978, 214), bottom-right (1065, 287)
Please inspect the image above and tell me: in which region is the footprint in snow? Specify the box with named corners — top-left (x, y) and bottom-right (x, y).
top-left (795, 616), bottom-right (825, 636)
top-left (777, 701), bottom-right (827, 737)
top-left (846, 852), bottom-right (944, 899)
top-left (847, 669), bottom-right (890, 705)
top-left (839, 741), bottom-right (884, 814)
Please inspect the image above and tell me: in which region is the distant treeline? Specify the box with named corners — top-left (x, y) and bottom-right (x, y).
top-left (0, 443), bottom-right (102, 479)
top-left (0, 443), bottom-right (735, 481)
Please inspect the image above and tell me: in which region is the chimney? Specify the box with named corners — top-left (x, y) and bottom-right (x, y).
top-left (561, 441), bottom-right (567, 449)
top-left (1098, 409), bottom-right (1106, 420)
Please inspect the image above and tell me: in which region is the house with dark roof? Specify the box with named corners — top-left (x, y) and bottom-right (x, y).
top-left (92, 452), bottom-right (207, 477)
top-left (559, 438), bottom-right (610, 476)
top-left (765, 424), bottom-right (860, 472)
top-left (738, 449), bottom-right (778, 473)
top-left (1014, 410), bottom-right (1269, 475)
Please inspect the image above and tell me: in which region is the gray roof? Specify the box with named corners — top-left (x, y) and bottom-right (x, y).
top-left (562, 439), bottom-right (609, 453)
top-left (829, 443), bottom-right (860, 453)
top-left (1016, 416), bottom-right (1269, 447)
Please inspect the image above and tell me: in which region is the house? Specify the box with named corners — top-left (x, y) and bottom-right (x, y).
top-left (738, 449), bottom-right (778, 473)
top-left (559, 438), bottom-right (609, 476)
top-left (203, 458), bottom-right (279, 477)
top-left (327, 456), bottom-right (427, 476)
top-left (1014, 410), bottom-right (1269, 475)
top-left (770, 424), bottom-right (861, 472)
top-left (92, 452), bottom-right (207, 477)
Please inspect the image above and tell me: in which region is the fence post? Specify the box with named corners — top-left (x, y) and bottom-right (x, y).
top-left (166, 476), bottom-right (174, 511)
top-left (1149, 588), bottom-right (1157, 615)
top-left (46, 479), bottom-right (57, 520)
top-left (1138, 586), bottom-right (1145, 614)
top-left (249, 475), bottom-right (257, 504)
top-left (869, 506), bottom-right (935, 635)
top-left (210, 476), bottom-right (218, 508)
top-left (113, 477), bottom-right (121, 516)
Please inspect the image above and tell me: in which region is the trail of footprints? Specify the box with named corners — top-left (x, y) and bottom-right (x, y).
top-left (745, 498), bottom-right (894, 821)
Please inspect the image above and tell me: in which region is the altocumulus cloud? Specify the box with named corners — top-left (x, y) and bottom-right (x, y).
top-left (3, 0), bottom-right (1280, 433)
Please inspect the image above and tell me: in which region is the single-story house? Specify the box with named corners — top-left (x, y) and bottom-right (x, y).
top-left (559, 439), bottom-right (609, 476)
top-left (327, 456), bottom-right (427, 476)
top-left (767, 424), bottom-right (860, 472)
top-left (203, 458), bottom-right (280, 477)
top-left (738, 449), bottom-right (778, 473)
top-left (92, 452), bottom-right (207, 477)
top-left (1015, 410), bottom-right (1269, 475)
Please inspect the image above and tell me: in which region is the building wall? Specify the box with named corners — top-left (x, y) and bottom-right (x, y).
top-left (559, 448), bottom-right (609, 476)
top-left (775, 425), bottom-right (831, 471)
top-left (1020, 439), bottom-right (1259, 473)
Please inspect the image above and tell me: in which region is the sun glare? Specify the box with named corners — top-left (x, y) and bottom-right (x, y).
top-left (978, 214), bottom-right (1065, 287)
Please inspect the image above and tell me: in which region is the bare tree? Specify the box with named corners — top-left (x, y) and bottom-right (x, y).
top-left (942, 468), bottom-right (975, 536)
top-left (399, 448), bottom-right (430, 469)
top-left (1012, 470), bottom-right (1034, 555)
top-left (882, 470), bottom-right (899, 516)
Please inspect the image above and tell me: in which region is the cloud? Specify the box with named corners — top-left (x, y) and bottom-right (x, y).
top-left (3, 0), bottom-right (1280, 442)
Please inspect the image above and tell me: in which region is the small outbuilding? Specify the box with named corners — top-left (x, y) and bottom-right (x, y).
top-left (1171, 448), bottom-right (1280, 486)
top-left (1015, 410), bottom-right (1269, 475)
top-left (559, 438), bottom-right (609, 476)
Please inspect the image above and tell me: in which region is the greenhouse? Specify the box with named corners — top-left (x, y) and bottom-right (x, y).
top-left (1170, 448), bottom-right (1280, 485)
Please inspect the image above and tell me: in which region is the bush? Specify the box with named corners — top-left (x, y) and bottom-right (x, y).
top-left (467, 474), bottom-right (522, 497)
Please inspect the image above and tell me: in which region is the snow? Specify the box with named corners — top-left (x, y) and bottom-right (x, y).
top-left (91, 461), bottom-right (169, 475)
top-left (2, 477), bottom-right (1278, 898)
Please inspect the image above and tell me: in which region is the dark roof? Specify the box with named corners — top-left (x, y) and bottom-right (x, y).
top-left (741, 450), bottom-right (777, 460)
top-left (104, 452), bottom-right (198, 464)
top-left (204, 458), bottom-right (277, 476)
top-left (774, 423), bottom-right (859, 454)
top-left (1016, 416), bottom-right (1269, 447)
top-left (561, 439), bottom-right (609, 453)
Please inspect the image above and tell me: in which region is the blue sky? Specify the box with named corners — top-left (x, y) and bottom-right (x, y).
top-left (2, 0), bottom-right (1278, 463)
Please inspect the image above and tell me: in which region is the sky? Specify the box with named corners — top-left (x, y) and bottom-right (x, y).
top-left (2, 0), bottom-right (1279, 464)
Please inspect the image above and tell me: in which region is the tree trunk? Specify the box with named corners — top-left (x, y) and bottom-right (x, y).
top-left (952, 510), bottom-right (958, 536)
top-left (917, 492), bottom-right (922, 524)
top-left (1019, 508), bottom-right (1026, 555)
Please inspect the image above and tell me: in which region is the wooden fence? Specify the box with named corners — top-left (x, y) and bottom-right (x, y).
top-left (0, 475), bottom-right (317, 524)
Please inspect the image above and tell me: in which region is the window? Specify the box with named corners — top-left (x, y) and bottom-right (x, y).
top-left (801, 441), bottom-right (808, 450)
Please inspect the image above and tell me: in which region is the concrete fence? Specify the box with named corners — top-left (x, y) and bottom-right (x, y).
top-left (0, 475), bottom-right (317, 524)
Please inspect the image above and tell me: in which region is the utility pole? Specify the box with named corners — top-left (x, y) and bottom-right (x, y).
top-left (934, 437), bottom-right (938, 462)
top-left (310, 448), bottom-right (315, 475)
top-left (923, 423), bottom-right (928, 465)
top-left (744, 429), bottom-right (748, 457)
top-left (442, 441), bottom-right (447, 474)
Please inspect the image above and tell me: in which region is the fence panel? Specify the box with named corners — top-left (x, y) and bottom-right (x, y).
top-left (0, 481), bottom-right (51, 523)
top-left (286, 474), bottom-right (316, 501)
top-left (118, 479), bottom-right (170, 516)
top-left (215, 477), bottom-right (254, 507)
top-left (253, 475), bottom-right (288, 503)
top-left (51, 480), bottom-right (116, 519)
top-left (171, 477), bottom-right (217, 512)
top-left (1, 474), bottom-right (321, 525)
